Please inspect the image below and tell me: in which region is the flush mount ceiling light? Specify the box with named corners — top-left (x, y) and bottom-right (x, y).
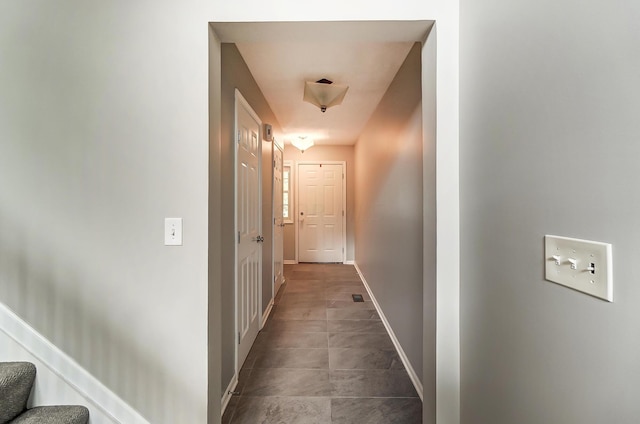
top-left (291, 136), bottom-right (314, 153)
top-left (303, 78), bottom-right (349, 113)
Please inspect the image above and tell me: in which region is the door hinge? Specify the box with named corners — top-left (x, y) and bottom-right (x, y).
top-left (342, 210), bottom-right (345, 217)
top-left (237, 231), bottom-right (240, 244)
top-left (342, 247), bottom-right (344, 253)
top-left (273, 160), bottom-right (276, 168)
top-left (237, 130), bottom-right (240, 143)
top-left (238, 332), bottom-right (240, 344)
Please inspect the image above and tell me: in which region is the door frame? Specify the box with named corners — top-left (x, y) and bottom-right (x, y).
top-left (295, 161), bottom-right (347, 263)
top-left (211, 20), bottom-right (455, 424)
top-left (272, 139), bottom-right (285, 296)
top-left (234, 89), bottom-right (263, 377)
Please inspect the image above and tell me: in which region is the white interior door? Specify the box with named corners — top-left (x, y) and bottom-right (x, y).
top-left (236, 92), bottom-right (262, 370)
top-left (273, 144), bottom-right (284, 295)
top-left (297, 163), bottom-right (344, 263)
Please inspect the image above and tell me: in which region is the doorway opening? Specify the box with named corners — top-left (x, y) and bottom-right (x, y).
top-left (208, 20), bottom-right (441, 424)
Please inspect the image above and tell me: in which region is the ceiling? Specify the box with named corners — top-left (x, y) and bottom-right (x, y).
top-left (212, 21), bottom-right (434, 147)
top-left (236, 41), bottom-right (413, 145)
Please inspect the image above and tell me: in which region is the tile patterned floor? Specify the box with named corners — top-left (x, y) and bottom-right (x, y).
top-left (222, 263), bottom-right (422, 424)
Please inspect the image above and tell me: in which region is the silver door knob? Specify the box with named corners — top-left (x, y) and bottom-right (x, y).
top-left (253, 236), bottom-right (264, 243)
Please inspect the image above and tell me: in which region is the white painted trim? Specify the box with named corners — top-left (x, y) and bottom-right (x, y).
top-left (353, 263), bottom-right (424, 400)
top-left (284, 260), bottom-right (298, 265)
top-left (220, 373), bottom-right (238, 416)
top-left (295, 161), bottom-right (347, 263)
top-left (261, 299), bottom-right (274, 329)
top-left (344, 260), bottom-right (355, 265)
top-left (0, 302), bottom-right (149, 424)
top-left (433, 19), bottom-right (461, 424)
top-left (272, 143), bottom-right (284, 316)
top-left (211, 21), bottom-right (460, 423)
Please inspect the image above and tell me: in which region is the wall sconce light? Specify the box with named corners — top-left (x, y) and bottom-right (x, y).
top-left (291, 136), bottom-right (314, 153)
top-left (303, 78), bottom-right (349, 113)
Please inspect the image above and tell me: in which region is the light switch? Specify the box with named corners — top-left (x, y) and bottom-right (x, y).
top-left (544, 235), bottom-right (613, 302)
top-left (165, 218), bottom-right (183, 246)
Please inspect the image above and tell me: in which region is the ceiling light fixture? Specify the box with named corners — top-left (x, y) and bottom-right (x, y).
top-left (291, 136), bottom-right (314, 153)
top-left (303, 78), bottom-right (349, 113)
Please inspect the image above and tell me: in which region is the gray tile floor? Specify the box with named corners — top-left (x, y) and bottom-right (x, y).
top-left (222, 263), bottom-right (422, 424)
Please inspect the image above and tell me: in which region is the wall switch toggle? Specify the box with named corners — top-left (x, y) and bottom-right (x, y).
top-left (544, 235), bottom-right (613, 301)
top-left (165, 218), bottom-right (183, 246)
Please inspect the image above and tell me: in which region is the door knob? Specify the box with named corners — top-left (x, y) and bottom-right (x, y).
top-left (253, 236), bottom-right (264, 243)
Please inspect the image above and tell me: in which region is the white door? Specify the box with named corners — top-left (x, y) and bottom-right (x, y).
top-left (273, 144), bottom-right (284, 295)
top-left (297, 163), bottom-right (344, 263)
top-left (236, 92), bottom-right (262, 370)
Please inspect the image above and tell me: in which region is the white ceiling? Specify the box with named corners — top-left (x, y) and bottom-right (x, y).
top-left (212, 21), bottom-right (434, 147)
top-left (236, 41), bottom-right (414, 145)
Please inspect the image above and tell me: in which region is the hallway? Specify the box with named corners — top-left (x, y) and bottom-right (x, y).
top-left (222, 264), bottom-right (422, 423)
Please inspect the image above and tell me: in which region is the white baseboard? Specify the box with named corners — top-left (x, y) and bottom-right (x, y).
top-left (261, 299), bottom-right (274, 329)
top-left (353, 263), bottom-right (424, 400)
top-left (0, 302), bottom-right (150, 424)
top-left (221, 373), bottom-right (238, 415)
top-left (283, 260), bottom-right (297, 265)
top-left (344, 260), bottom-right (355, 265)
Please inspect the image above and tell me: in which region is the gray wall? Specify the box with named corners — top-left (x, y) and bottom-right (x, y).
top-left (283, 145), bottom-right (355, 263)
top-left (0, 2), bottom-right (210, 422)
top-left (220, 43), bottom-right (281, 393)
top-left (460, 0), bottom-right (640, 422)
top-left (354, 43), bottom-right (424, 383)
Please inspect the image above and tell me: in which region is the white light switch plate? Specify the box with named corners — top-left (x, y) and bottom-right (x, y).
top-left (544, 235), bottom-right (613, 302)
top-left (165, 218), bottom-right (183, 246)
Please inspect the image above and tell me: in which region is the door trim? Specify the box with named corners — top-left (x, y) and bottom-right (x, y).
top-left (272, 142), bottom-right (284, 298)
top-left (295, 161), bottom-right (346, 263)
top-left (234, 88), bottom-right (262, 379)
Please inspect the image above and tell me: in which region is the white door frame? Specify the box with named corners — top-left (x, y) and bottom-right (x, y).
top-left (211, 21), bottom-right (456, 424)
top-left (272, 140), bottom-right (284, 296)
top-left (295, 161), bottom-right (346, 263)
top-left (234, 89), bottom-right (262, 377)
